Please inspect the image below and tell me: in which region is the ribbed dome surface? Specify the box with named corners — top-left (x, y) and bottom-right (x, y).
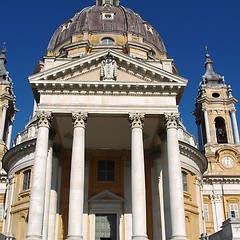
top-left (47, 4), bottom-right (166, 54)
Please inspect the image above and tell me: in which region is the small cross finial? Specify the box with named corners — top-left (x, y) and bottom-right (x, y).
top-left (205, 45), bottom-right (208, 54)
top-left (2, 42), bottom-right (6, 54)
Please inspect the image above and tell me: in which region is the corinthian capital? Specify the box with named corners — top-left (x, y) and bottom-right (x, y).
top-left (164, 113), bottom-right (179, 130)
top-left (37, 111), bottom-right (53, 128)
top-left (129, 113), bottom-right (145, 129)
top-left (72, 112), bottom-right (88, 128)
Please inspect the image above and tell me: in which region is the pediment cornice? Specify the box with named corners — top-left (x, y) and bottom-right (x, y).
top-left (29, 50), bottom-right (188, 86)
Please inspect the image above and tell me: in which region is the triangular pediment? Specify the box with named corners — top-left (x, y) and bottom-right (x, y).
top-left (88, 190), bottom-right (124, 203)
top-left (29, 50), bottom-right (188, 103)
top-left (29, 49), bottom-right (187, 86)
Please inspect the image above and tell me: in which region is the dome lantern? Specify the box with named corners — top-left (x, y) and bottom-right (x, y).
top-left (96, 0), bottom-right (120, 6)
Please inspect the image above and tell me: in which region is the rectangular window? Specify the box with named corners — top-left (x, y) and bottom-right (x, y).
top-left (0, 203), bottom-right (4, 221)
top-left (98, 160), bottom-right (115, 182)
top-left (23, 170), bottom-right (31, 191)
top-left (203, 204), bottom-right (209, 221)
top-left (228, 204), bottom-right (239, 218)
top-left (182, 172), bottom-right (188, 192)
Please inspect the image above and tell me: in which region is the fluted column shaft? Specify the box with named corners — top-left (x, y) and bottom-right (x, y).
top-left (129, 113), bottom-right (148, 240)
top-left (26, 112), bottom-right (52, 240)
top-left (165, 113), bottom-right (187, 240)
top-left (67, 112), bottom-right (87, 240)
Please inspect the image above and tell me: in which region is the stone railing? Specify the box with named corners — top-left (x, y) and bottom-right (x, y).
top-left (13, 123), bottom-right (38, 147)
top-left (178, 127), bottom-right (197, 148)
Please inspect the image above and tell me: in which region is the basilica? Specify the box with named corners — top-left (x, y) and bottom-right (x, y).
top-left (0, 1), bottom-right (239, 240)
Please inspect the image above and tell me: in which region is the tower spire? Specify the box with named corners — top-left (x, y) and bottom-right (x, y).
top-left (0, 42), bottom-right (8, 81)
top-left (202, 46), bottom-right (223, 85)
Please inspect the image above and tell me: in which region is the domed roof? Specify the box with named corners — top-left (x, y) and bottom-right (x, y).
top-left (47, 4), bottom-right (166, 55)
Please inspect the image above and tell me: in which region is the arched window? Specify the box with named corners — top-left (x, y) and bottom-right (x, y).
top-left (215, 117), bottom-right (228, 143)
top-left (101, 37), bottom-right (115, 45)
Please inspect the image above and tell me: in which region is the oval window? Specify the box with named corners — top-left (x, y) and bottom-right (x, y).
top-left (212, 92), bottom-right (220, 98)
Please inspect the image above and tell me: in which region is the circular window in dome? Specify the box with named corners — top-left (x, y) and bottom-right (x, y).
top-left (101, 37), bottom-right (115, 45)
top-left (212, 93), bottom-right (220, 98)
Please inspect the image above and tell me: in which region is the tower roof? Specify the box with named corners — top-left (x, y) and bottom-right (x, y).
top-left (201, 48), bottom-right (224, 86)
top-left (0, 44), bottom-right (8, 81)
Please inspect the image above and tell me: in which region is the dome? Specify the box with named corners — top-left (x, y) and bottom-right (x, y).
top-left (47, 4), bottom-right (166, 57)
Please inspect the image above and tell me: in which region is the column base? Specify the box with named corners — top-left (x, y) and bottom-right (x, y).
top-left (169, 235), bottom-right (187, 240)
top-left (132, 235), bottom-right (149, 240)
top-left (66, 235), bottom-right (83, 240)
top-left (26, 235), bottom-right (42, 240)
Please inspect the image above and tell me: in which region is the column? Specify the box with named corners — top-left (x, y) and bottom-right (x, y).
top-left (196, 120), bottom-right (203, 150)
top-left (129, 113), bottom-right (148, 240)
top-left (55, 157), bottom-right (62, 240)
top-left (3, 175), bottom-right (15, 235)
top-left (48, 146), bottom-right (60, 240)
top-left (152, 150), bottom-right (165, 240)
top-left (202, 107), bottom-right (211, 143)
top-left (165, 113), bottom-right (187, 240)
top-left (42, 130), bottom-right (56, 240)
top-left (195, 176), bottom-right (204, 235)
top-left (123, 157), bottom-right (132, 240)
top-left (26, 111), bottom-right (52, 240)
top-left (230, 109), bottom-right (240, 143)
top-left (0, 103), bottom-right (8, 141)
top-left (6, 117), bottom-right (14, 149)
top-left (67, 112), bottom-right (87, 240)
top-left (210, 194), bottom-right (224, 232)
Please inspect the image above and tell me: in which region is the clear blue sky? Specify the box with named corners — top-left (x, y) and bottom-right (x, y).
top-left (1, 0), bottom-right (240, 142)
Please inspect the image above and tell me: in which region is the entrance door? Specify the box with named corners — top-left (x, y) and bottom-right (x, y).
top-left (95, 214), bottom-right (117, 240)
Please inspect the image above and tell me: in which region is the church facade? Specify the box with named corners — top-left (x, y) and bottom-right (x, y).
top-left (0, 1), bottom-right (239, 240)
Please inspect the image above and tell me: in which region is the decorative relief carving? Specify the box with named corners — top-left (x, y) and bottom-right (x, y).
top-left (195, 175), bottom-right (203, 186)
top-left (164, 113), bottom-right (179, 130)
top-left (210, 194), bottom-right (222, 202)
top-left (129, 113), bottom-right (145, 129)
top-left (72, 112), bottom-right (88, 128)
top-left (100, 53), bottom-right (117, 81)
top-left (37, 111), bottom-right (53, 128)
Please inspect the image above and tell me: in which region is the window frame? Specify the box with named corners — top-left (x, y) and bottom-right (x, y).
top-left (97, 160), bottom-right (115, 182)
top-left (182, 171), bottom-right (188, 192)
top-left (101, 37), bottom-right (115, 45)
top-left (22, 170), bottom-right (31, 191)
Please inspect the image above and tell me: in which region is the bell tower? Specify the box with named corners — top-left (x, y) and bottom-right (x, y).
top-left (194, 49), bottom-right (240, 235)
top-left (193, 49), bottom-right (240, 174)
top-left (0, 45), bottom-right (17, 168)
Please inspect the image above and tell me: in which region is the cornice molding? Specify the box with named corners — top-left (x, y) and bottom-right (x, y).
top-left (2, 139), bottom-right (36, 172)
top-left (29, 50), bottom-right (188, 85)
top-left (203, 175), bottom-right (240, 184)
top-left (179, 140), bottom-right (208, 173)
